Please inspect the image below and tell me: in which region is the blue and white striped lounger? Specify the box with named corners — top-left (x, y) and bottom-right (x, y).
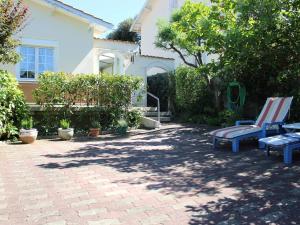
top-left (210, 97), bottom-right (293, 153)
top-left (259, 133), bottom-right (300, 164)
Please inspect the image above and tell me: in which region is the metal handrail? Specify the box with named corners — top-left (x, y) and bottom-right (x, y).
top-left (147, 92), bottom-right (160, 123)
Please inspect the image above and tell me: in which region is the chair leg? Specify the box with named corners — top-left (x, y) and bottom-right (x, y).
top-left (283, 146), bottom-right (293, 164)
top-left (213, 137), bottom-right (218, 150)
top-left (266, 146), bottom-right (271, 157)
top-left (259, 141), bottom-right (266, 149)
top-left (232, 139), bottom-right (239, 153)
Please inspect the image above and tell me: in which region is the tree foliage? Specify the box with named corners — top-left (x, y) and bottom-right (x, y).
top-left (156, 0), bottom-right (300, 117)
top-left (0, 0), bottom-right (28, 64)
top-left (107, 18), bottom-right (140, 43)
top-left (0, 70), bottom-right (29, 139)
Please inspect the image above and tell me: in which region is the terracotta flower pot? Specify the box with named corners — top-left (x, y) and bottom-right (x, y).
top-left (19, 129), bottom-right (38, 144)
top-left (58, 128), bottom-right (74, 140)
top-left (89, 128), bottom-right (101, 137)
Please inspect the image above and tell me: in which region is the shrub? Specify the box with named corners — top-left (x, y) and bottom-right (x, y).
top-left (117, 119), bottom-right (128, 128)
top-left (34, 72), bottom-right (143, 108)
top-left (217, 110), bottom-right (242, 127)
top-left (116, 119), bottom-right (128, 135)
top-left (126, 109), bottom-right (142, 128)
top-left (0, 70), bottom-right (29, 139)
top-left (175, 66), bottom-right (215, 115)
top-left (32, 72), bottom-right (143, 135)
top-left (90, 121), bottom-right (101, 129)
top-left (60, 119), bottom-right (70, 129)
top-left (21, 117), bottom-right (33, 130)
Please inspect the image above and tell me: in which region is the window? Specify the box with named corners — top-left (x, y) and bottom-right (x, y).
top-left (169, 0), bottom-right (178, 11)
top-left (19, 46), bottom-right (54, 80)
top-left (38, 48), bottom-right (54, 74)
top-left (20, 46), bottom-right (35, 79)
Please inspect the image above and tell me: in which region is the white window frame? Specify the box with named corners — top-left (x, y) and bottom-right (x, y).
top-left (16, 38), bottom-right (59, 82)
top-left (169, 0), bottom-right (178, 11)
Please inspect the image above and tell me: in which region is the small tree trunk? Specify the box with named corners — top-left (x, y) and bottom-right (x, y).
top-left (209, 77), bottom-right (222, 111)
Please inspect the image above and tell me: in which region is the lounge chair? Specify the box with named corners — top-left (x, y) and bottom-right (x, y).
top-left (209, 97), bottom-right (293, 153)
top-left (259, 132), bottom-right (300, 164)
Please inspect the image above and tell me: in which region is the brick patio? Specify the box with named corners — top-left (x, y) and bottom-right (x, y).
top-left (0, 124), bottom-right (300, 225)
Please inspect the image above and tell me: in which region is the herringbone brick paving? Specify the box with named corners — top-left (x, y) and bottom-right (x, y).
top-left (0, 124), bottom-right (300, 225)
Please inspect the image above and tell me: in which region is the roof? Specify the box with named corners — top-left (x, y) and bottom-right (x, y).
top-left (31, 0), bottom-right (113, 31)
top-left (94, 38), bottom-right (137, 45)
top-left (131, 0), bottom-right (153, 32)
top-left (141, 54), bottom-right (174, 61)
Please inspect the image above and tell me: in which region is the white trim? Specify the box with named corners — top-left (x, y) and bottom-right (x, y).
top-left (146, 61), bottom-right (172, 73)
top-left (21, 38), bottom-right (59, 48)
top-left (169, 0), bottom-right (178, 11)
top-left (130, 0), bottom-right (153, 32)
top-left (16, 38), bottom-right (59, 82)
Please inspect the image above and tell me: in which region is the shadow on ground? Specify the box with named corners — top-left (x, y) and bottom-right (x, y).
top-left (38, 124), bottom-right (300, 224)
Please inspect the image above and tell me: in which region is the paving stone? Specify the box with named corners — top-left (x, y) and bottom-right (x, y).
top-left (78, 208), bottom-right (107, 217)
top-left (0, 203), bottom-right (7, 209)
top-left (23, 201), bottom-right (53, 210)
top-left (88, 219), bottom-right (121, 225)
top-left (217, 219), bottom-right (241, 225)
top-left (238, 203), bottom-right (258, 214)
top-left (63, 192), bottom-right (89, 199)
top-left (0, 215), bottom-right (8, 221)
top-left (19, 194), bottom-right (48, 201)
top-left (140, 215), bottom-right (170, 225)
top-left (104, 190), bottom-right (128, 197)
top-left (260, 211), bottom-right (285, 223)
top-left (46, 220), bottom-right (66, 225)
top-left (71, 199), bottom-right (97, 208)
top-left (29, 210), bottom-right (60, 222)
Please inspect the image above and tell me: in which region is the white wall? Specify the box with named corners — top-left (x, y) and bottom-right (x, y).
top-left (126, 55), bottom-right (174, 106)
top-left (1, 0), bottom-right (97, 76)
top-left (139, 0), bottom-right (211, 67)
top-left (94, 39), bottom-right (175, 106)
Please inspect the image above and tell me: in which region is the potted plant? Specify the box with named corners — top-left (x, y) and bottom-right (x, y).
top-left (116, 119), bottom-right (128, 135)
top-left (89, 121), bottom-right (101, 137)
top-left (19, 117), bottom-right (38, 144)
top-left (58, 119), bottom-right (74, 140)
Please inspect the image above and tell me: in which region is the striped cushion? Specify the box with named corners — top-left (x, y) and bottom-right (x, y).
top-left (209, 97), bottom-right (293, 140)
top-left (209, 125), bottom-right (261, 139)
top-left (259, 133), bottom-right (300, 147)
top-left (255, 97), bottom-right (293, 127)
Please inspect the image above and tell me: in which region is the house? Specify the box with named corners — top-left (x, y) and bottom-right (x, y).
top-left (131, 0), bottom-right (212, 68)
top-left (1, 0), bottom-right (174, 106)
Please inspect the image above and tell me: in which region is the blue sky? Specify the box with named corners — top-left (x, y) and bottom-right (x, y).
top-left (62, 0), bottom-right (147, 27)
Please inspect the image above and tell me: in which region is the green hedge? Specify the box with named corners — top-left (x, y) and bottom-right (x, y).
top-left (33, 72), bottom-right (143, 108)
top-left (175, 67), bottom-right (215, 115)
top-left (32, 72), bottom-right (143, 135)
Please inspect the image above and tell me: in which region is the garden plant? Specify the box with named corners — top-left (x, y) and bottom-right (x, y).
top-left (156, 0), bottom-right (300, 125)
top-left (33, 72), bottom-right (143, 135)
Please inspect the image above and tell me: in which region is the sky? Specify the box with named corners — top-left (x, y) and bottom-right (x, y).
top-left (61, 0), bottom-right (147, 27)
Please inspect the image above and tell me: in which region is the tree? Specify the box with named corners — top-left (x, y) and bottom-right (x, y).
top-left (155, 0), bottom-right (224, 83)
top-left (155, 0), bottom-right (300, 114)
top-left (107, 18), bottom-right (140, 43)
top-left (0, 0), bottom-right (28, 64)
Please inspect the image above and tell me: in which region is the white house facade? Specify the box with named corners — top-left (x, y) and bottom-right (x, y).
top-left (1, 0), bottom-right (174, 105)
top-left (131, 0), bottom-right (211, 67)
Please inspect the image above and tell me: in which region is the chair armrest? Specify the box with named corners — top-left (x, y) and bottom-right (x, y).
top-left (235, 120), bottom-right (256, 126)
top-left (262, 122), bottom-right (285, 129)
top-left (261, 122), bottom-right (285, 137)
